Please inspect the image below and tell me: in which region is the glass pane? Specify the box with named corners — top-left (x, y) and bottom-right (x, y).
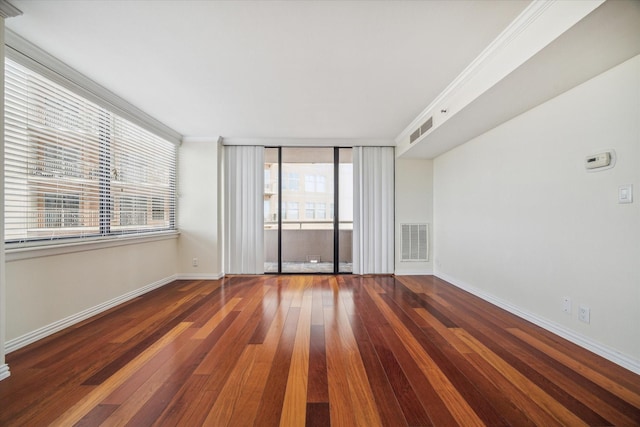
top-left (338, 148), bottom-right (353, 273)
top-left (263, 148), bottom-right (279, 273)
top-left (281, 147), bottom-right (334, 273)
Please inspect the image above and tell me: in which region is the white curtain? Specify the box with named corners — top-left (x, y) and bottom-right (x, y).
top-left (224, 145), bottom-right (264, 274)
top-left (353, 146), bottom-right (395, 274)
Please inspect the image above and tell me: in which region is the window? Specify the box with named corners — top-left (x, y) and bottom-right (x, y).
top-left (44, 193), bottom-right (80, 228)
top-left (4, 58), bottom-right (177, 245)
top-left (305, 175), bottom-right (315, 192)
top-left (264, 169), bottom-right (271, 192)
top-left (282, 172), bottom-right (300, 191)
top-left (286, 202), bottom-right (299, 220)
top-left (305, 202), bottom-right (315, 219)
top-left (315, 203), bottom-right (326, 219)
top-left (152, 197), bottom-right (165, 221)
top-left (264, 200), bottom-right (270, 221)
top-left (118, 196), bottom-right (148, 227)
top-left (304, 174), bottom-right (326, 192)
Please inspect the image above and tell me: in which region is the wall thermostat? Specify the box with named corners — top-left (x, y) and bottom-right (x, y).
top-left (585, 150), bottom-right (616, 172)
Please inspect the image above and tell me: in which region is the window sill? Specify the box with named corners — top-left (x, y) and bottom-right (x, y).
top-left (5, 231), bottom-right (180, 261)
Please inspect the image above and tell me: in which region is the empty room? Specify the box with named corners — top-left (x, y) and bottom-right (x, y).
top-left (0, 0), bottom-right (639, 426)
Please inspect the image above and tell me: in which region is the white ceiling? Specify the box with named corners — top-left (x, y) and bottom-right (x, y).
top-left (400, 0), bottom-right (640, 158)
top-left (5, 0), bottom-right (530, 141)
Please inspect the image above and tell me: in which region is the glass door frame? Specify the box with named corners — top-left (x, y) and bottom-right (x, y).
top-left (266, 146), bottom-right (350, 275)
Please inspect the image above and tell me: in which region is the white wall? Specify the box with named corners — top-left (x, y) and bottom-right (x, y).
top-left (177, 139), bottom-right (222, 278)
top-left (5, 238), bottom-right (178, 345)
top-left (395, 158), bottom-right (433, 275)
top-left (433, 55), bottom-right (640, 371)
top-left (1, 134), bottom-right (224, 353)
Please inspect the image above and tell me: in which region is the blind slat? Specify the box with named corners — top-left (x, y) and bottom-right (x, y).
top-left (5, 59), bottom-right (177, 245)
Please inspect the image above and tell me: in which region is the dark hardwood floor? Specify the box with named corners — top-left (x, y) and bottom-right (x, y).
top-left (1, 275), bottom-right (639, 426)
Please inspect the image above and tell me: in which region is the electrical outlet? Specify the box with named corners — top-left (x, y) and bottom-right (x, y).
top-left (578, 305), bottom-right (590, 323)
top-left (562, 297), bottom-right (572, 314)
top-left (192, 257), bottom-right (199, 267)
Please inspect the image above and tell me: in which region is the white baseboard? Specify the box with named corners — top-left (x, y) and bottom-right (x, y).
top-left (436, 272), bottom-right (640, 375)
top-left (5, 274), bottom-right (178, 354)
top-left (394, 268), bottom-right (434, 276)
top-left (0, 364), bottom-right (10, 381)
top-left (175, 273), bottom-right (224, 280)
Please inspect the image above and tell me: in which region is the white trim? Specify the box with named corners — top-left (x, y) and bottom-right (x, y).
top-left (5, 274), bottom-right (177, 354)
top-left (0, 364), bottom-right (9, 381)
top-left (221, 137), bottom-right (393, 147)
top-left (394, 268), bottom-right (433, 276)
top-left (0, 1), bottom-right (21, 18)
top-left (181, 136), bottom-right (222, 144)
top-left (5, 231), bottom-right (179, 261)
top-left (4, 30), bottom-right (182, 145)
top-left (395, 0), bottom-right (604, 147)
top-left (436, 272), bottom-right (640, 375)
top-left (175, 273), bottom-right (224, 280)
top-left (395, 0), bottom-right (554, 145)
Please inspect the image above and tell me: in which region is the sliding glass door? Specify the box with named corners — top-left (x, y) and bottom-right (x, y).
top-left (264, 147), bottom-right (352, 273)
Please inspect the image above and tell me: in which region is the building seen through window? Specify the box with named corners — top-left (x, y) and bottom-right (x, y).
top-left (4, 58), bottom-right (176, 244)
top-left (263, 147), bottom-right (353, 273)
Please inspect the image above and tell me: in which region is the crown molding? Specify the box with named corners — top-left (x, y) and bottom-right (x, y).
top-left (395, 0), bottom-right (555, 146)
top-left (0, 1), bottom-right (21, 19)
top-left (395, 0), bottom-right (604, 149)
top-left (4, 29), bottom-right (183, 145)
top-left (221, 137), bottom-right (394, 147)
top-left (181, 136), bottom-right (222, 144)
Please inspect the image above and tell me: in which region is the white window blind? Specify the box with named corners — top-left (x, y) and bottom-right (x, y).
top-left (4, 58), bottom-right (177, 246)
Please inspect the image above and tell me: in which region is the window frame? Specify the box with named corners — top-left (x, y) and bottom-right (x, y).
top-left (4, 31), bottom-right (181, 256)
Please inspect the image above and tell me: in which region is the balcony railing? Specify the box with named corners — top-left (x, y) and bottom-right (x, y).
top-left (264, 220), bottom-right (353, 230)
top-left (263, 220), bottom-right (353, 264)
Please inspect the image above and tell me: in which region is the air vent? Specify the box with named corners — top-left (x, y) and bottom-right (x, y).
top-left (410, 129), bottom-right (421, 143)
top-left (409, 116), bottom-right (433, 144)
top-left (420, 117), bottom-right (433, 134)
top-left (400, 223), bottom-right (428, 261)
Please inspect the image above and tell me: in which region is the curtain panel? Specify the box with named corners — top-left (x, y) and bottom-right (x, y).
top-left (224, 145), bottom-right (264, 274)
top-left (353, 146), bottom-right (395, 274)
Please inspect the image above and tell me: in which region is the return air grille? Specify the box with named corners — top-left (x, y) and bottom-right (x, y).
top-left (400, 223), bottom-right (428, 261)
top-left (409, 117), bottom-right (433, 143)
top-left (410, 129), bottom-right (421, 143)
top-left (420, 117), bottom-right (433, 134)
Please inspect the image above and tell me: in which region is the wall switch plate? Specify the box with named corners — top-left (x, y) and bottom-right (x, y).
top-left (578, 305), bottom-right (590, 323)
top-left (562, 297), bottom-right (572, 314)
top-left (619, 185), bottom-right (633, 204)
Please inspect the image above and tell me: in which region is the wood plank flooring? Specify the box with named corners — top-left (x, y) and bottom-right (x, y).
top-left (1, 275), bottom-right (639, 426)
